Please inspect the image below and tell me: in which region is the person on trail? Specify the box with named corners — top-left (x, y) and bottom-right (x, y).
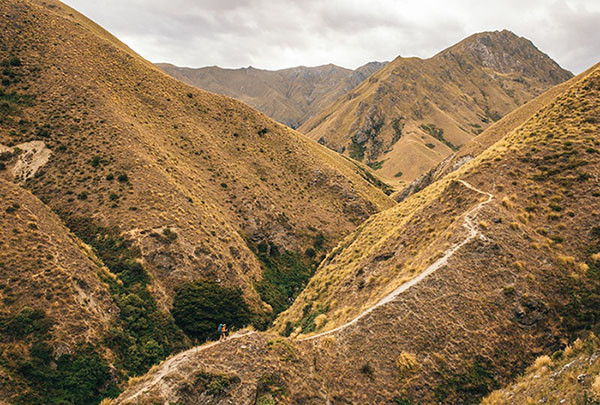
top-left (218, 323), bottom-right (228, 342)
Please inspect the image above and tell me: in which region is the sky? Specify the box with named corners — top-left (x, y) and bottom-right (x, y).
top-left (62, 0), bottom-right (600, 74)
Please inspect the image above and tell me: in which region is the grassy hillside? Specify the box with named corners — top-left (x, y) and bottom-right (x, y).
top-left (394, 63), bottom-right (597, 202)
top-left (301, 30), bottom-right (573, 187)
top-left (0, 179), bottom-right (122, 403)
top-left (117, 62), bottom-right (600, 404)
top-left (157, 62), bottom-right (386, 129)
top-left (0, 0), bottom-right (393, 320)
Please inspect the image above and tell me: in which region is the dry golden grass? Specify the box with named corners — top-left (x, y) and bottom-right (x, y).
top-left (483, 334), bottom-right (600, 404)
top-left (0, 0), bottom-right (393, 313)
top-left (0, 178), bottom-right (116, 353)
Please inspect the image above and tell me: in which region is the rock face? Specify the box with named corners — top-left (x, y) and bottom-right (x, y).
top-left (156, 61), bottom-right (386, 129)
top-left (300, 30), bottom-right (573, 187)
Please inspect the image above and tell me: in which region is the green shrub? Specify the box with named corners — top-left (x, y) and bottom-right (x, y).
top-left (360, 362), bottom-right (374, 378)
top-left (367, 160), bottom-right (384, 170)
top-left (90, 156), bottom-right (101, 167)
top-left (420, 123), bottom-right (458, 151)
top-left (66, 217), bottom-right (188, 376)
top-left (172, 280), bottom-right (250, 342)
top-left (0, 308), bottom-right (119, 404)
top-left (117, 173), bottom-right (128, 183)
top-left (349, 139), bottom-right (366, 161)
top-left (256, 373), bottom-right (286, 403)
top-left (253, 247), bottom-right (313, 316)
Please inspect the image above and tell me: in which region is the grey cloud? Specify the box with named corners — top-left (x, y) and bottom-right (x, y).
top-left (62, 0), bottom-right (598, 73)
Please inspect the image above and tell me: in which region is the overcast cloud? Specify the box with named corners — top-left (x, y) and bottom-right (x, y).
top-left (62, 0), bottom-right (599, 74)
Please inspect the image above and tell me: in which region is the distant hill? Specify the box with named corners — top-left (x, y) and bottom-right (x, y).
top-left (301, 30), bottom-right (573, 186)
top-left (156, 61), bottom-right (386, 129)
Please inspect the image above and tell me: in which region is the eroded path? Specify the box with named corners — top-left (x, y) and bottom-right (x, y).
top-left (119, 330), bottom-right (255, 403)
top-left (300, 180), bottom-right (493, 341)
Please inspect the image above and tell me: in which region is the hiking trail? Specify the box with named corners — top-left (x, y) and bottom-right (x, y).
top-left (118, 180), bottom-right (492, 402)
top-left (300, 179), bottom-right (493, 341)
top-left (119, 330), bottom-right (255, 403)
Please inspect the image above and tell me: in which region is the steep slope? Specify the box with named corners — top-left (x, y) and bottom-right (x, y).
top-left (395, 63), bottom-right (598, 202)
top-left (157, 62), bottom-right (386, 129)
top-left (116, 62), bottom-right (600, 404)
top-left (301, 30), bottom-right (573, 186)
top-left (0, 179), bottom-right (119, 403)
top-left (482, 334), bottom-right (600, 404)
top-left (0, 0), bottom-right (393, 322)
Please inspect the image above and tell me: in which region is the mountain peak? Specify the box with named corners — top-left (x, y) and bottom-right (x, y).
top-left (443, 30), bottom-right (573, 76)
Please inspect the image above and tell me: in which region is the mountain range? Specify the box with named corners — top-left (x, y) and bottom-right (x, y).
top-left (1, 0), bottom-right (598, 404)
top-left (156, 62), bottom-right (386, 129)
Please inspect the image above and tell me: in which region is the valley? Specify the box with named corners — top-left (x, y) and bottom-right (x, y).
top-left (0, 0), bottom-right (598, 404)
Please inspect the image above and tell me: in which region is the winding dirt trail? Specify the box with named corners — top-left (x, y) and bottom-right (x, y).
top-left (119, 330), bottom-right (255, 403)
top-left (118, 180), bottom-right (493, 403)
top-left (300, 180), bottom-right (493, 341)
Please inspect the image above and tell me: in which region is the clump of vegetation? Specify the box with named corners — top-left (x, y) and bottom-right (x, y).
top-left (178, 370), bottom-right (240, 398)
top-left (298, 304), bottom-right (329, 334)
top-left (246, 236), bottom-right (326, 323)
top-left (396, 352), bottom-right (419, 379)
top-left (433, 357), bottom-right (498, 403)
top-left (420, 123), bottom-right (458, 151)
top-left (392, 116), bottom-right (404, 141)
top-left (267, 338), bottom-right (297, 362)
top-left (349, 139), bottom-right (366, 161)
top-left (5, 202), bottom-right (20, 213)
top-left (0, 308), bottom-right (119, 404)
top-left (360, 362), bottom-right (374, 379)
top-left (172, 279), bottom-right (250, 342)
top-left (367, 160), bottom-right (385, 170)
top-left (255, 373), bottom-right (287, 405)
top-left (1, 56), bottom-right (21, 67)
top-left (66, 217), bottom-right (188, 376)
top-left (255, 247), bottom-right (312, 317)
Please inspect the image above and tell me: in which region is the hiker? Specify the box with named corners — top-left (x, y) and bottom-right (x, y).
top-left (218, 323), bottom-right (228, 342)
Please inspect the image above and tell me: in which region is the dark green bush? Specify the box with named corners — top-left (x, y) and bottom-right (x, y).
top-left (254, 248), bottom-right (312, 316)
top-left (172, 280), bottom-right (250, 342)
top-left (0, 308), bottom-right (118, 404)
top-left (66, 217), bottom-right (188, 376)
